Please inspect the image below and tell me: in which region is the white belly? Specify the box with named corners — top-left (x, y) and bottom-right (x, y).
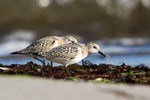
top-left (48, 51), bottom-right (83, 66)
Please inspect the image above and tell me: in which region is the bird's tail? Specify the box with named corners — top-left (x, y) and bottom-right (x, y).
top-left (11, 48), bottom-right (30, 55)
top-left (11, 51), bottom-right (22, 54)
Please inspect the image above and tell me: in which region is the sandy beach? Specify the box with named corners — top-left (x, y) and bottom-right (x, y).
top-left (0, 76), bottom-right (150, 100)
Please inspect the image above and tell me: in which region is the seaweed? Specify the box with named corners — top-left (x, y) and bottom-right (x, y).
top-left (0, 61), bottom-right (150, 85)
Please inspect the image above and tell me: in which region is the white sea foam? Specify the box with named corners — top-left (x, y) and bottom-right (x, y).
top-left (0, 40), bottom-right (30, 56)
top-left (0, 30), bottom-right (36, 56)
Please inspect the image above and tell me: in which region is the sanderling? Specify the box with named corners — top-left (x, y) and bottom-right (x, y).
top-left (11, 36), bottom-right (77, 66)
top-left (41, 42), bottom-right (106, 76)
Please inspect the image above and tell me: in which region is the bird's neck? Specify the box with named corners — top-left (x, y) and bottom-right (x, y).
top-left (81, 46), bottom-right (89, 59)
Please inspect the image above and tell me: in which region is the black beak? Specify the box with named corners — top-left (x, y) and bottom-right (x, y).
top-left (98, 51), bottom-right (106, 57)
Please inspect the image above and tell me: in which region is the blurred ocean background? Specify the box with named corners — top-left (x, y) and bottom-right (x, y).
top-left (0, 0), bottom-right (150, 66)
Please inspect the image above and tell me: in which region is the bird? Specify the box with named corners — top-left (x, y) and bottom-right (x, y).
top-left (11, 35), bottom-right (77, 66)
top-left (41, 42), bottom-right (106, 76)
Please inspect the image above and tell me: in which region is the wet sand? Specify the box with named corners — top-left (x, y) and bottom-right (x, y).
top-left (0, 76), bottom-right (150, 100)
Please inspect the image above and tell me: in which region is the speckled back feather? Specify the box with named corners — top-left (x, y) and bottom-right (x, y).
top-left (45, 43), bottom-right (83, 60)
top-left (17, 36), bottom-right (63, 55)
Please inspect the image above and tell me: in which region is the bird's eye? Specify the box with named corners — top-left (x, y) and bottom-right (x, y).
top-left (71, 41), bottom-right (75, 43)
top-left (93, 46), bottom-right (97, 49)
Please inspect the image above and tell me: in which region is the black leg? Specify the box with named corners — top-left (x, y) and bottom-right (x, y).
top-left (44, 61), bottom-right (54, 78)
top-left (82, 60), bottom-right (85, 66)
top-left (47, 61), bottom-right (53, 67)
top-left (64, 66), bottom-right (72, 77)
top-left (51, 62), bottom-right (53, 67)
top-left (82, 60), bottom-right (92, 69)
top-left (33, 57), bottom-right (46, 66)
